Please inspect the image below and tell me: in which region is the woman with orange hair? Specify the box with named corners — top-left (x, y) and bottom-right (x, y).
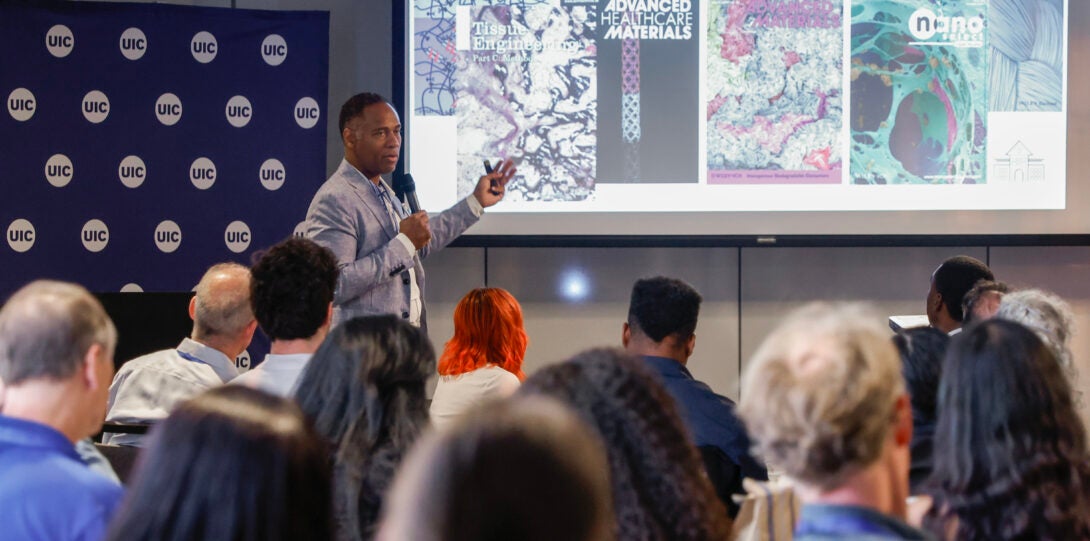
top-left (429, 288), bottom-right (528, 429)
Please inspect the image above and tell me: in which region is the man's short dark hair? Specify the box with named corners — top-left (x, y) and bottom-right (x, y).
top-left (934, 256), bottom-right (994, 322)
top-left (627, 277), bottom-right (702, 343)
top-left (339, 92), bottom-right (392, 134)
top-left (250, 237), bottom-right (339, 341)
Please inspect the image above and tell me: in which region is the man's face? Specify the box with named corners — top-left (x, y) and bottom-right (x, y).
top-left (925, 275), bottom-right (942, 326)
top-left (344, 102), bottom-right (402, 181)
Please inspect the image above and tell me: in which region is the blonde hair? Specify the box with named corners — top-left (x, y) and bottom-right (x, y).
top-left (739, 303), bottom-right (903, 490)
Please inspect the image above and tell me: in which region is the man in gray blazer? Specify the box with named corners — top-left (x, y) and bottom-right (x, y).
top-left (305, 92), bottom-right (515, 330)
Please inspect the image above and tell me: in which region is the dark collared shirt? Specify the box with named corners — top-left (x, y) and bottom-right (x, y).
top-left (0, 415), bottom-right (124, 540)
top-left (642, 355), bottom-right (768, 515)
top-left (795, 504), bottom-right (937, 541)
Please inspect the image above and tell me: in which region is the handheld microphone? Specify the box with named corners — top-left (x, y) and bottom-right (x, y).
top-left (400, 173), bottom-right (421, 214)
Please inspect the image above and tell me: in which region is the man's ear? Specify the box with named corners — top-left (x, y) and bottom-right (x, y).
top-left (685, 333), bottom-right (696, 358)
top-left (342, 127), bottom-right (355, 148)
top-left (188, 296), bottom-right (197, 321)
top-left (893, 393), bottom-right (913, 447)
top-left (622, 322), bottom-right (631, 348)
top-left (81, 343), bottom-right (108, 391)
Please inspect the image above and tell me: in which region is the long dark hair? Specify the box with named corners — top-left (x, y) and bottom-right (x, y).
top-left (924, 319), bottom-right (1090, 540)
top-left (105, 386), bottom-right (332, 541)
top-left (519, 348), bottom-right (731, 541)
top-left (294, 315), bottom-right (435, 540)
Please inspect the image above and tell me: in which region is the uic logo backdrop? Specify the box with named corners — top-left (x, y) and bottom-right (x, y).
top-left (0, 1), bottom-right (329, 298)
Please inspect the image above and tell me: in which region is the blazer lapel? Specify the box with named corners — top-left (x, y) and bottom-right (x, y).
top-left (347, 174), bottom-right (398, 240)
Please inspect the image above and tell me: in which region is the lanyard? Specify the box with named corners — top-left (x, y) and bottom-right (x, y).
top-left (176, 350), bottom-right (208, 366)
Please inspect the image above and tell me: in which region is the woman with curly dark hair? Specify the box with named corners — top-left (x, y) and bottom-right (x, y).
top-left (294, 315), bottom-right (435, 541)
top-left (519, 347), bottom-right (732, 541)
top-left (922, 318), bottom-right (1090, 540)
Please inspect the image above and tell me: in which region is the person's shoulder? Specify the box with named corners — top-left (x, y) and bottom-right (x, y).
top-left (116, 348), bottom-right (175, 373)
top-left (1, 449), bottom-right (121, 502)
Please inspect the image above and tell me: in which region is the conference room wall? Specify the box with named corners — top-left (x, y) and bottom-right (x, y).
top-left (426, 245), bottom-right (1090, 424)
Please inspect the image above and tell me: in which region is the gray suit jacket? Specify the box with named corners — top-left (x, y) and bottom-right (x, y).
top-left (305, 159), bottom-right (480, 329)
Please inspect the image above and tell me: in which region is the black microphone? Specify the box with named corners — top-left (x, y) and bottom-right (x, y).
top-left (397, 173), bottom-right (421, 214)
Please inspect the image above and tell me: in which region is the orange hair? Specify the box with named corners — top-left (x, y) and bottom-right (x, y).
top-left (438, 288), bottom-right (527, 380)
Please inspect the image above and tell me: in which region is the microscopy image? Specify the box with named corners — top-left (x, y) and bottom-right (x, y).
top-left (989, 0), bottom-right (1064, 112)
top-left (850, 0), bottom-right (987, 185)
top-left (706, 0), bottom-right (844, 185)
top-left (455, 3), bottom-right (597, 202)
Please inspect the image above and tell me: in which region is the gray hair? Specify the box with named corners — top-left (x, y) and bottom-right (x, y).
top-left (0, 280), bottom-right (117, 385)
top-left (740, 302), bottom-right (904, 491)
top-left (192, 263), bottom-right (253, 340)
top-left (995, 289), bottom-right (1076, 376)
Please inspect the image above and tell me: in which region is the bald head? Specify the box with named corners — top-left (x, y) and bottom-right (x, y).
top-left (0, 280), bottom-right (116, 385)
top-left (192, 263), bottom-right (254, 342)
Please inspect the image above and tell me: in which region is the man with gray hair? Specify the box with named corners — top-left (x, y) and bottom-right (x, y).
top-left (105, 263), bottom-right (256, 445)
top-left (0, 280), bottom-right (124, 540)
top-left (739, 303), bottom-right (932, 540)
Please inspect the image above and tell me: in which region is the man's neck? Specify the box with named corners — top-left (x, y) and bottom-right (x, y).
top-left (797, 454), bottom-right (907, 520)
top-left (1, 381), bottom-right (88, 443)
top-left (190, 334), bottom-right (242, 360)
top-left (269, 333), bottom-right (325, 356)
top-left (625, 337), bottom-right (688, 365)
top-left (345, 157), bottom-right (382, 185)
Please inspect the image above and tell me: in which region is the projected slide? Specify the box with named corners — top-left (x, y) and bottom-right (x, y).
top-left (408, 0), bottom-right (1068, 212)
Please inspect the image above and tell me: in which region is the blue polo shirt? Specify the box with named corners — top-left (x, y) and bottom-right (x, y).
top-left (0, 415), bottom-right (124, 541)
top-left (794, 504), bottom-right (936, 540)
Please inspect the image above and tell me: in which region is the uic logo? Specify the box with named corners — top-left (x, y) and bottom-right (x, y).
top-left (120, 27), bottom-right (147, 60)
top-left (190, 157), bottom-right (217, 190)
top-left (236, 350), bottom-right (251, 371)
top-left (46, 24), bottom-right (74, 58)
top-left (294, 97), bottom-right (320, 129)
top-left (226, 96), bottom-right (252, 128)
top-left (292, 221), bottom-right (307, 238)
top-left (120, 283), bottom-right (144, 293)
top-left (225, 221), bottom-right (252, 253)
top-left (156, 93), bottom-right (182, 125)
top-left (7, 219), bottom-right (35, 253)
top-left (81, 219), bottom-right (109, 253)
top-left (119, 155), bottom-right (147, 188)
top-left (260, 158), bottom-right (286, 191)
top-left (8, 88), bottom-right (36, 122)
top-left (191, 31), bottom-right (218, 63)
top-left (154, 220), bottom-right (182, 253)
top-left (261, 34), bottom-right (288, 66)
top-left (82, 90), bottom-right (110, 124)
top-left (45, 154), bottom-right (73, 187)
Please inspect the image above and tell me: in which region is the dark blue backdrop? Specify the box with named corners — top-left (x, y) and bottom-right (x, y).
top-left (0, 1), bottom-right (330, 366)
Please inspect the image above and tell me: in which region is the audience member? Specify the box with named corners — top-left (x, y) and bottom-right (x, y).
top-left (233, 237), bottom-right (339, 396)
top-left (739, 303), bottom-right (928, 540)
top-left (294, 315), bottom-right (434, 540)
top-left (960, 279), bottom-right (1009, 326)
top-left (105, 263), bottom-right (256, 445)
top-left (0, 280), bottom-right (124, 540)
top-left (995, 288), bottom-right (1076, 379)
top-left (378, 396), bottom-right (614, 541)
top-left (105, 385), bottom-right (332, 541)
top-left (430, 287), bottom-right (526, 429)
top-left (892, 326), bottom-right (949, 493)
top-left (926, 256), bottom-right (994, 334)
top-left (921, 319), bottom-right (1090, 540)
top-left (622, 276), bottom-right (767, 516)
top-left (520, 347), bottom-right (732, 541)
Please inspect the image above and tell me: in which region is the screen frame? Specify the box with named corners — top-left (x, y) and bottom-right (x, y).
top-left (395, 0), bottom-right (1089, 244)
